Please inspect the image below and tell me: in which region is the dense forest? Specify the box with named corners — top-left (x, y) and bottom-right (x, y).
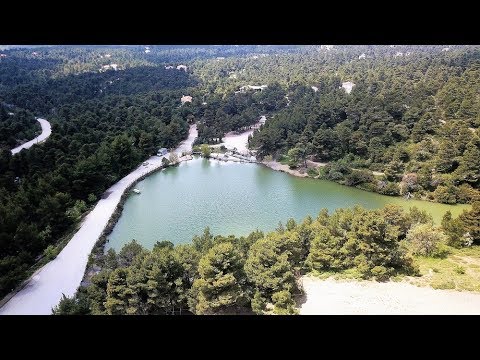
top-left (53, 203), bottom-right (480, 315)
top-left (0, 45), bottom-right (479, 305)
top-left (0, 45), bottom-right (300, 299)
top-left (192, 84), bottom-right (286, 145)
top-left (0, 93), bottom-right (192, 297)
top-left (0, 62), bottom-right (199, 298)
top-left (0, 105), bottom-right (39, 149)
top-left (245, 48), bottom-right (480, 204)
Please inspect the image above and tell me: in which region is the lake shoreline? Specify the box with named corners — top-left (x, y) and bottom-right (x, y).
top-left (82, 155), bottom-right (194, 287)
top-left (261, 160), bottom-right (309, 177)
top-left (107, 156), bottom-right (469, 252)
top-left (259, 159), bottom-right (471, 211)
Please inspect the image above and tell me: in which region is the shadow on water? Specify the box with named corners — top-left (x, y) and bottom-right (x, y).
top-left (201, 157), bottom-right (211, 170)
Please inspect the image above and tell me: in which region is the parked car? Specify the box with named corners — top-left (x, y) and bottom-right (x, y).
top-left (157, 148), bottom-right (168, 156)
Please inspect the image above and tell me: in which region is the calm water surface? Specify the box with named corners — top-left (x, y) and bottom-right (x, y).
top-left (107, 158), bottom-right (469, 250)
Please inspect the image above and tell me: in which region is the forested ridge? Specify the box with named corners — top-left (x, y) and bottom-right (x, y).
top-left (0, 45), bottom-right (479, 306)
top-left (244, 47), bottom-right (480, 204)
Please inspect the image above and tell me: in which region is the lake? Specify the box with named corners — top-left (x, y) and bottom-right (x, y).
top-left (106, 158), bottom-right (469, 250)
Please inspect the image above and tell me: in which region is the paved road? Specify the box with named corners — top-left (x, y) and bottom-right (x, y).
top-left (0, 124), bottom-right (197, 315)
top-left (11, 118), bottom-right (52, 155)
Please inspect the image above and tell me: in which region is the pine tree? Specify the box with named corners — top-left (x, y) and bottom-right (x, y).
top-left (105, 268), bottom-right (131, 315)
top-left (456, 142), bottom-right (480, 184)
top-left (459, 202), bottom-right (480, 244)
top-left (192, 242), bottom-right (246, 314)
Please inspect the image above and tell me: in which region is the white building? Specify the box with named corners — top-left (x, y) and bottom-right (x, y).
top-left (99, 63), bottom-right (119, 72)
top-left (239, 85), bottom-right (268, 92)
top-left (341, 81), bottom-right (355, 94)
top-left (181, 95), bottom-right (193, 104)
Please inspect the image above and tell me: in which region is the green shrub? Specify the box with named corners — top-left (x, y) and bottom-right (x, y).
top-left (433, 185), bottom-right (458, 204)
top-left (432, 279), bottom-right (456, 290)
top-left (307, 168), bottom-right (318, 177)
top-left (407, 223), bottom-right (447, 257)
top-left (376, 181), bottom-right (400, 196)
top-left (43, 245), bottom-right (59, 261)
top-left (454, 265), bottom-right (466, 275)
top-left (371, 266), bottom-right (391, 281)
top-left (272, 290), bottom-right (298, 315)
top-left (345, 169), bottom-right (374, 186)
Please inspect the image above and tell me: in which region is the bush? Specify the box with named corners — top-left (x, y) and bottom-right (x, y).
top-left (251, 291), bottom-right (267, 314)
top-left (433, 185), bottom-right (458, 204)
top-left (87, 193), bottom-right (97, 204)
top-left (407, 223), bottom-right (447, 257)
top-left (457, 184), bottom-right (480, 203)
top-left (370, 266), bottom-right (391, 281)
top-left (307, 168), bottom-right (318, 177)
top-left (43, 244), bottom-right (59, 261)
top-left (272, 290), bottom-right (297, 315)
top-left (321, 163), bottom-right (351, 182)
top-left (326, 171), bottom-right (344, 181)
top-left (66, 200), bottom-right (88, 221)
top-left (345, 169), bottom-right (374, 186)
top-left (432, 279), bottom-right (456, 290)
top-left (356, 182), bottom-right (377, 192)
top-left (377, 181), bottom-right (400, 196)
top-left (161, 157), bottom-right (170, 166)
top-left (200, 144), bottom-right (211, 157)
top-left (454, 265), bottom-right (465, 275)
top-left (400, 173), bottom-right (418, 195)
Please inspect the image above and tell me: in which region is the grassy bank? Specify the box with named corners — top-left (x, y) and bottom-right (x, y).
top-left (406, 246), bottom-right (480, 292)
top-left (309, 245), bottom-right (480, 293)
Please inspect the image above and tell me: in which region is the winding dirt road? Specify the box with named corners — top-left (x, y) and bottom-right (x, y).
top-left (11, 118), bottom-right (52, 155)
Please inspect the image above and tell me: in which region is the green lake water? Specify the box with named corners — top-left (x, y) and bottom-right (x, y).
top-left (106, 158), bottom-right (470, 250)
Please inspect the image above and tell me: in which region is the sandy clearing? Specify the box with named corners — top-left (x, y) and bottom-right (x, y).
top-left (211, 116), bottom-right (266, 154)
top-left (0, 124), bottom-right (197, 315)
top-left (299, 276), bottom-right (480, 315)
top-left (262, 161), bottom-right (309, 177)
top-left (11, 118), bottom-right (52, 155)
